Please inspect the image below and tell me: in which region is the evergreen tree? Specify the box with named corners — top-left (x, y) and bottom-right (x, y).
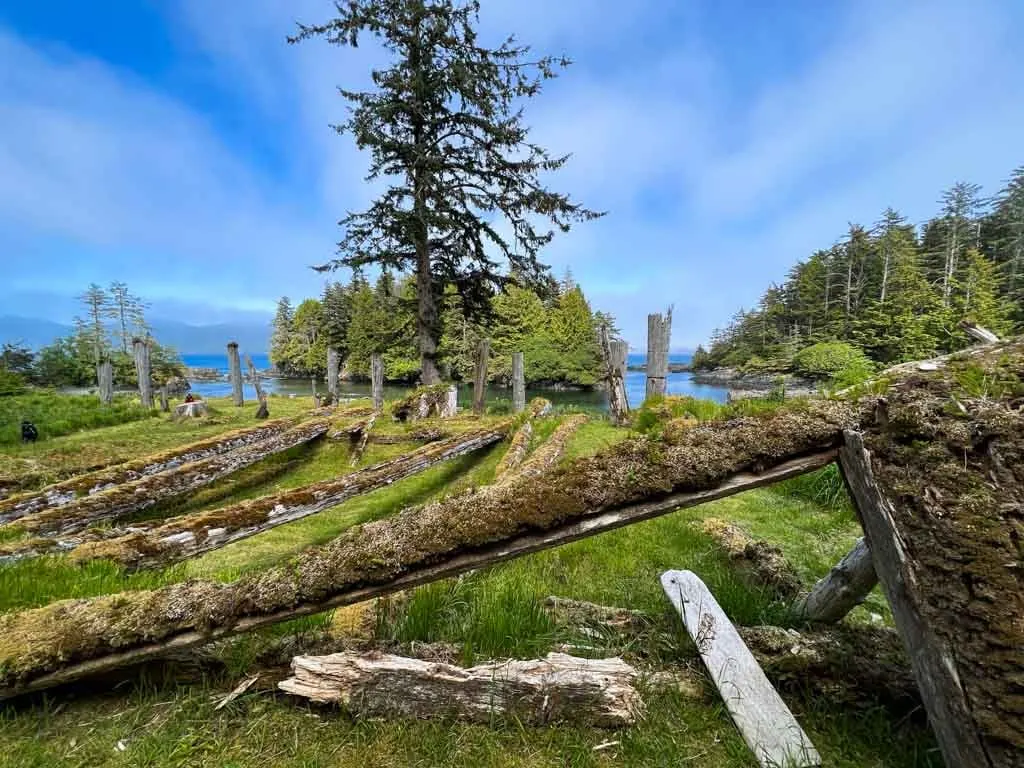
top-left (321, 281), bottom-right (352, 360)
top-left (291, 0), bottom-right (602, 384)
top-left (107, 281), bottom-right (150, 354)
top-left (549, 285), bottom-right (600, 385)
top-left (76, 283), bottom-right (112, 368)
top-left (270, 297), bottom-right (295, 374)
top-left (991, 166), bottom-right (1024, 317)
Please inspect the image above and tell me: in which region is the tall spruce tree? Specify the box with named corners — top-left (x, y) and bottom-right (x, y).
top-left (107, 282), bottom-right (150, 354)
top-left (76, 283), bottom-right (112, 367)
top-left (270, 297), bottom-right (295, 374)
top-left (291, 0), bottom-right (602, 384)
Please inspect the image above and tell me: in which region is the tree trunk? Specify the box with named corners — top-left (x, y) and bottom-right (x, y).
top-left (645, 309), bottom-right (671, 400)
top-left (280, 652), bottom-right (642, 728)
top-left (8, 419), bottom-right (330, 537)
top-left (472, 338), bottom-right (489, 415)
top-left (792, 538), bottom-right (877, 623)
top-left (327, 348), bottom-right (341, 399)
top-left (661, 570), bottom-right (821, 768)
top-left (132, 338), bottom-right (153, 409)
top-left (880, 245), bottom-right (890, 304)
top-left (511, 352), bottom-right (526, 413)
top-left (227, 342), bottom-right (243, 406)
top-left (415, 246), bottom-right (440, 386)
top-left (97, 359), bottom-right (113, 405)
top-left (371, 354), bottom-right (384, 413)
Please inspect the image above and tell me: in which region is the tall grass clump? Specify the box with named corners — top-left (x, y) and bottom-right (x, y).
top-left (0, 391), bottom-right (153, 446)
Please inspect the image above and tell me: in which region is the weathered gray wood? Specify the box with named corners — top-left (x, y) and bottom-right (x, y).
top-left (473, 338), bottom-right (490, 415)
top-left (327, 348), bottom-right (341, 398)
top-left (279, 652), bottom-right (642, 727)
top-left (158, 386), bottom-right (169, 413)
top-left (511, 352), bottom-right (526, 413)
top-left (598, 327), bottom-right (630, 425)
top-left (494, 420), bottom-right (532, 479)
top-left (7, 419), bottom-right (330, 537)
top-left (97, 359), bottom-right (113, 405)
top-left (173, 401), bottom-right (208, 419)
top-left (371, 354), bottom-right (384, 413)
top-left (227, 342), bottom-right (244, 406)
top-left (645, 309), bottom-right (672, 400)
top-left (793, 538), bottom-right (877, 623)
top-left (0, 449), bottom-right (836, 698)
top-left (661, 570), bottom-right (821, 768)
top-left (348, 414), bottom-right (376, 467)
top-left (495, 414), bottom-right (587, 486)
top-left (838, 431), bottom-right (992, 768)
top-left (959, 320), bottom-right (1000, 344)
top-left (442, 384), bottom-right (458, 418)
top-left (246, 355), bottom-right (269, 418)
top-left (132, 337), bottom-right (153, 409)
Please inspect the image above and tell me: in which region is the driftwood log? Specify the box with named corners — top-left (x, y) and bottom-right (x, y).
top-left (0, 419), bottom-right (296, 524)
top-left (61, 423), bottom-right (511, 568)
top-left (5, 418), bottom-right (330, 537)
top-left (661, 570), bottom-right (821, 768)
top-left (279, 651), bottom-right (642, 727)
top-left (792, 538), bottom-right (877, 623)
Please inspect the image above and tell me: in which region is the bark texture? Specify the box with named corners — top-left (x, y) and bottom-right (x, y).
top-left (495, 414), bottom-right (587, 486)
top-left (792, 538), bottom-right (877, 623)
top-left (279, 651), bottom-right (642, 727)
top-left (598, 327), bottom-right (630, 425)
top-left (97, 359), bottom-right (113, 405)
top-left (132, 338), bottom-right (153, 409)
top-left (371, 354), bottom-right (384, 413)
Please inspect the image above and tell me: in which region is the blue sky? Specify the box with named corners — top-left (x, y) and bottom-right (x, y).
top-left (1, 0), bottom-right (1022, 350)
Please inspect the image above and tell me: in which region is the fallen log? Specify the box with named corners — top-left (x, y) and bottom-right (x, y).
top-left (0, 418), bottom-right (297, 525)
top-left (493, 397), bottom-right (553, 479)
top-left (792, 538), bottom-right (877, 623)
top-left (0, 395), bottom-right (848, 698)
top-left (960, 320), bottom-right (1001, 344)
top-left (661, 570), bottom-right (821, 768)
top-left (348, 414), bottom-right (376, 466)
top-left (495, 414), bottom-right (587, 486)
top-left (5, 418), bottom-right (331, 538)
top-left (63, 423), bottom-right (511, 569)
top-left (279, 651), bottom-right (642, 727)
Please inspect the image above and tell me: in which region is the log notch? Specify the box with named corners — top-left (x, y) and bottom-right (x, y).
top-left (279, 652), bottom-right (642, 727)
top-left (661, 570), bottom-right (821, 768)
top-left (327, 348), bottom-right (341, 399)
top-left (792, 537), bottom-right (878, 623)
top-left (371, 354), bottom-right (384, 413)
top-left (511, 352), bottom-right (526, 413)
top-left (64, 422), bottom-right (511, 568)
top-left (0, 399), bottom-right (850, 698)
top-left (246, 355), bottom-right (269, 419)
top-left (0, 419), bottom-right (297, 524)
top-left (5, 418), bottom-right (330, 537)
top-left (132, 337), bottom-right (153, 409)
top-left (645, 308), bottom-right (671, 400)
top-left (97, 359), bottom-right (113, 405)
top-left (227, 342), bottom-right (244, 406)
top-left (473, 338), bottom-right (489, 415)
top-left (599, 327), bottom-right (629, 425)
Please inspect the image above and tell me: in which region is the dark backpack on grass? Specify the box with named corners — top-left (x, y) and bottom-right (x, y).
top-left (21, 420), bottom-right (38, 443)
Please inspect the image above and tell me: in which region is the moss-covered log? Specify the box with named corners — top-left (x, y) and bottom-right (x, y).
top-left (0, 399), bottom-right (851, 697)
top-left (64, 423), bottom-right (511, 569)
top-left (3, 419), bottom-right (331, 538)
top-left (495, 414), bottom-right (587, 486)
top-left (492, 398), bottom-right (554, 480)
top-left (0, 418), bottom-right (298, 525)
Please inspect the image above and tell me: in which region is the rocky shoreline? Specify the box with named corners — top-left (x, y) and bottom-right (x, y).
top-left (690, 368), bottom-right (819, 399)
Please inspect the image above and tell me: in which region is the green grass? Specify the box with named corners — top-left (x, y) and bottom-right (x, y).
top-left (0, 390), bottom-right (151, 447)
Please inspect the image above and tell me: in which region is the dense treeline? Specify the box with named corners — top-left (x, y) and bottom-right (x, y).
top-left (0, 282), bottom-right (183, 395)
top-left (271, 272), bottom-right (613, 388)
top-left (697, 167), bottom-right (1024, 376)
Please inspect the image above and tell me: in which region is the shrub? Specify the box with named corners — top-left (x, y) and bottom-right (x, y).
top-left (792, 341), bottom-right (873, 386)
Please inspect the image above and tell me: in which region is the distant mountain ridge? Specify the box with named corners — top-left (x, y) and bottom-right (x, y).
top-left (0, 315), bottom-right (270, 356)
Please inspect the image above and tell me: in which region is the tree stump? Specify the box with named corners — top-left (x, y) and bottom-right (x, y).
top-left (599, 327), bottom-right (629, 425)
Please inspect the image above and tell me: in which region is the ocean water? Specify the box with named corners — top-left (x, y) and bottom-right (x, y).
top-left (180, 352), bottom-right (729, 407)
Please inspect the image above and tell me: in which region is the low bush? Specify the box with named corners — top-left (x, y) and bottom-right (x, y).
top-left (792, 342), bottom-right (874, 387)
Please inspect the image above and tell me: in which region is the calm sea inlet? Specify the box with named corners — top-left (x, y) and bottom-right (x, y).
top-left (181, 353), bottom-right (729, 409)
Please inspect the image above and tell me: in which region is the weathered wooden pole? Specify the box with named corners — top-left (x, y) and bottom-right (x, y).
top-left (792, 537), bottom-right (877, 623)
top-left (246, 355), bottom-right (269, 419)
top-left (227, 342), bottom-right (244, 406)
top-left (97, 359), bottom-right (113, 405)
top-left (473, 338), bottom-right (490, 415)
top-left (512, 352), bottom-right (526, 413)
top-left (158, 386), bottom-right (170, 413)
top-left (132, 337), bottom-right (153, 409)
top-left (371, 354), bottom-right (384, 413)
top-left (327, 348), bottom-right (341, 399)
top-left (598, 326), bottom-right (630, 425)
top-left (645, 308), bottom-right (672, 400)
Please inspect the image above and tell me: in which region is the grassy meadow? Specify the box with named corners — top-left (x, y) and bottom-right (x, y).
top-left (0, 393), bottom-right (936, 767)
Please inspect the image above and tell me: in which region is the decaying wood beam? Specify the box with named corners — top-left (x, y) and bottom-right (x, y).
top-left (0, 419), bottom-right (298, 525)
top-left (64, 423), bottom-right (511, 569)
top-left (493, 397), bottom-right (553, 479)
top-left (645, 309), bottom-right (672, 400)
top-left (495, 414), bottom-right (587, 486)
top-left (349, 414), bottom-right (376, 466)
top-left (279, 651), bottom-right (642, 727)
top-left (792, 537), bottom-right (877, 623)
top-left (5, 419), bottom-right (330, 538)
top-left (661, 570), bottom-right (821, 768)
top-left (838, 431), bottom-right (997, 768)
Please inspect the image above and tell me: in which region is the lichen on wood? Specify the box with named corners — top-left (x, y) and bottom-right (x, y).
top-left (390, 384), bottom-right (457, 422)
top-left (700, 518), bottom-right (803, 599)
top-left (495, 414), bottom-right (588, 486)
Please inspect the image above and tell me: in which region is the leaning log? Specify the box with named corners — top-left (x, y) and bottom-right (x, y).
top-left (792, 538), bottom-right (877, 623)
top-left (280, 651), bottom-right (641, 727)
top-left (63, 423), bottom-right (512, 569)
top-left (0, 419), bottom-right (297, 524)
top-left (0, 399), bottom-right (850, 698)
top-left (661, 570), bottom-right (821, 767)
top-left (960, 320), bottom-right (1000, 344)
top-left (5, 419), bottom-right (330, 537)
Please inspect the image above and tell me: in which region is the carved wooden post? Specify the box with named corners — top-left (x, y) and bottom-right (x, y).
top-left (598, 326), bottom-right (630, 425)
top-left (132, 337), bottom-right (153, 409)
top-left (246, 355), bottom-right (269, 419)
top-left (97, 359), bottom-right (113, 405)
top-left (227, 342), bottom-right (243, 406)
top-left (473, 338), bottom-right (490, 415)
top-left (371, 354), bottom-right (384, 413)
top-left (159, 386), bottom-right (170, 413)
top-left (645, 308), bottom-right (672, 400)
top-left (512, 352), bottom-right (526, 413)
top-left (327, 348), bottom-right (341, 399)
